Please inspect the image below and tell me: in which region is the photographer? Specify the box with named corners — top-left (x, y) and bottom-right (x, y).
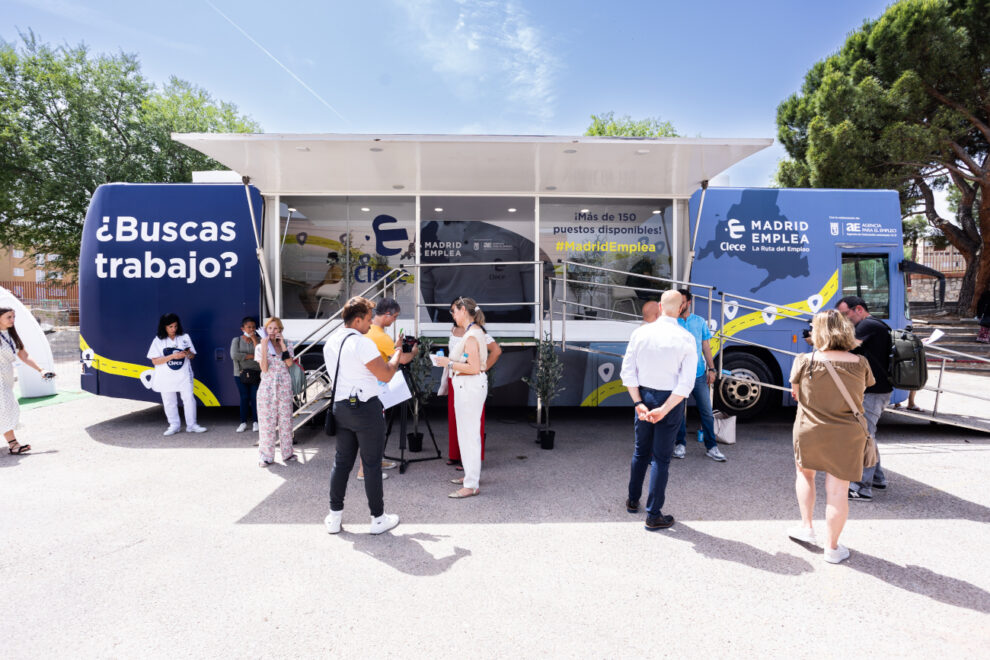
top-left (357, 297), bottom-right (404, 478)
top-left (323, 297), bottom-right (415, 535)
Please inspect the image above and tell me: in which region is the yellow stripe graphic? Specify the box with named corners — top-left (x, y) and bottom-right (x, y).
top-left (580, 378), bottom-right (627, 408)
top-left (80, 335), bottom-right (221, 407)
top-left (580, 270), bottom-right (839, 406)
top-left (710, 269), bottom-right (838, 354)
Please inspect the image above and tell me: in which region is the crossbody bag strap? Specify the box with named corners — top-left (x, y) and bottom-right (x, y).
top-left (816, 351), bottom-right (872, 438)
top-left (329, 333), bottom-right (355, 404)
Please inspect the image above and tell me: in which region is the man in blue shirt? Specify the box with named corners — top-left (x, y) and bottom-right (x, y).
top-left (672, 289), bottom-right (727, 462)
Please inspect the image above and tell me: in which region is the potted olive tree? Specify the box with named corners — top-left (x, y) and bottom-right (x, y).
top-left (523, 334), bottom-right (565, 449)
top-left (406, 336), bottom-right (436, 452)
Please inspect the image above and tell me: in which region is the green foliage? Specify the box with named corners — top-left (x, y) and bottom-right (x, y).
top-left (585, 111), bottom-right (678, 138)
top-left (0, 32), bottom-right (260, 277)
top-left (774, 0), bottom-right (990, 311)
top-left (522, 334), bottom-right (565, 428)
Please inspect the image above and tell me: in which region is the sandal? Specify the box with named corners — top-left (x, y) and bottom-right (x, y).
top-left (284, 454), bottom-right (298, 463)
top-left (445, 458), bottom-right (461, 466)
top-left (259, 460), bottom-right (272, 468)
top-left (907, 405), bottom-right (922, 412)
top-left (450, 477), bottom-right (464, 484)
top-left (448, 487), bottom-right (479, 499)
top-left (7, 438), bottom-right (31, 454)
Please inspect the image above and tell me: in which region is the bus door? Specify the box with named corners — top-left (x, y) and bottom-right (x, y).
top-left (839, 249), bottom-right (897, 323)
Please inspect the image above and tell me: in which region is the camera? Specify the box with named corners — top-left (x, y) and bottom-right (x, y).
top-left (401, 335), bottom-right (419, 353)
top-left (801, 328), bottom-right (811, 339)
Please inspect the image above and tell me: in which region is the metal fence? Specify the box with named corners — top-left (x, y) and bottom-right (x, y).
top-left (0, 281), bottom-right (79, 325)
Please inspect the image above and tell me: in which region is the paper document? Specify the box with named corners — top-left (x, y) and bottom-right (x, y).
top-left (429, 353), bottom-right (441, 367)
top-left (923, 329), bottom-right (944, 345)
top-left (378, 372), bottom-right (413, 409)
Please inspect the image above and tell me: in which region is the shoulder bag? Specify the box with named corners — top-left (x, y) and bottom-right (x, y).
top-left (324, 333), bottom-right (354, 436)
top-left (239, 368), bottom-right (261, 386)
top-left (816, 352), bottom-right (879, 469)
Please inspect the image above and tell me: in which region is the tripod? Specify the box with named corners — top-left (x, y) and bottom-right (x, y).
top-left (383, 365), bottom-right (441, 474)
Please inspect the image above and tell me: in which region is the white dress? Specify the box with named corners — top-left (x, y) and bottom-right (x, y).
top-left (0, 330), bottom-right (20, 434)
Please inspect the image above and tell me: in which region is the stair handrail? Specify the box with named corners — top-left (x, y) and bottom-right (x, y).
top-left (292, 267), bottom-right (410, 363)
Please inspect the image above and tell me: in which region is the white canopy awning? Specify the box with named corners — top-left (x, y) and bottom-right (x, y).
top-left (172, 133), bottom-right (772, 198)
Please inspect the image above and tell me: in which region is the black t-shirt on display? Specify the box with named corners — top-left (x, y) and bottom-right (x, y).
top-left (853, 316), bottom-right (892, 394)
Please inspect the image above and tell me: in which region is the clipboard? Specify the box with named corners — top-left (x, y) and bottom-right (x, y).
top-left (378, 372), bottom-right (413, 409)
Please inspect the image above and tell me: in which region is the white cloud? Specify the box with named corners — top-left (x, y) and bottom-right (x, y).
top-left (396, 0), bottom-right (559, 124)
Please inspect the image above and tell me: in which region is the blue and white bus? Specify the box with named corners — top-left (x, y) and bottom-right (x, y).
top-left (78, 134), bottom-right (910, 419)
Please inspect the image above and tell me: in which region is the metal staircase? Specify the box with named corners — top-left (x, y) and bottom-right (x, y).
top-left (289, 268), bottom-right (409, 433)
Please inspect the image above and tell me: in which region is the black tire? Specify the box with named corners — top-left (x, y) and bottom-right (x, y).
top-left (713, 352), bottom-right (777, 420)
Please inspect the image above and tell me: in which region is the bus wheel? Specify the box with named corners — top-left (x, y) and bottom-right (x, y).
top-left (714, 353), bottom-right (776, 420)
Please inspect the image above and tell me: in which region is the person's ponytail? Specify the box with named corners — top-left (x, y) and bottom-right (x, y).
top-left (455, 297), bottom-right (486, 332)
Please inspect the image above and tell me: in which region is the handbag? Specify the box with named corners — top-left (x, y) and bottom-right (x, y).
top-left (712, 410), bottom-right (736, 445)
top-left (239, 369), bottom-right (260, 386)
top-left (289, 362), bottom-right (306, 396)
top-left (324, 333), bottom-right (354, 436)
top-left (816, 352), bottom-right (879, 469)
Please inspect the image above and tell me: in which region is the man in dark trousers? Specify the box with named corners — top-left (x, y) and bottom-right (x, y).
top-left (621, 289), bottom-right (697, 530)
top-left (836, 295), bottom-right (891, 501)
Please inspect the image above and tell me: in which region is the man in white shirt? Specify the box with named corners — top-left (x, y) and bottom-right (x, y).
top-left (620, 289), bottom-right (697, 530)
top-left (322, 296), bottom-right (414, 535)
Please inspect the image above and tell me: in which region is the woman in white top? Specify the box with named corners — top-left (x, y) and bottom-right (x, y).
top-left (147, 313), bottom-right (206, 436)
top-left (323, 297), bottom-right (414, 535)
top-left (443, 299), bottom-right (501, 470)
top-left (0, 307), bottom-right (55, 454)
top-left (435, 297), bottom-right (488, 498)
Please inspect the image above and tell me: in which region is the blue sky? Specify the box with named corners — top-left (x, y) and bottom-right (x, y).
top-left (3, 0), bottom-right (896, 186)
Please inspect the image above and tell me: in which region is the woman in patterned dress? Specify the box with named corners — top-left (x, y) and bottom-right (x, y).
top-left (255, 316), bottom-right (295, 467)
top-left (1, 308), bottom-right (55, 454)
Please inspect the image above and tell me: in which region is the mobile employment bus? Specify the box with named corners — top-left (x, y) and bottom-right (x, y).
top-left (78, 134), bottom-right (909, 418)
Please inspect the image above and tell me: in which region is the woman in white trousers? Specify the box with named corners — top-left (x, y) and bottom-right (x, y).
top-left (436, 297), bottom-right (488, 498)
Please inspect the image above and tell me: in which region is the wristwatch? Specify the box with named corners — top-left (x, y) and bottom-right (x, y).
top-left (632, 400), bottom-right (644, 407)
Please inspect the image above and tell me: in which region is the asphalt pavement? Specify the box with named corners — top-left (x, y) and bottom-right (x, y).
top-left (1, 392), bottom-right (988, 658)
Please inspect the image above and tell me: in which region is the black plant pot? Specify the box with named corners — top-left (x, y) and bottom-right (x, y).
top-left (539, 429), bottom-right (555, 450)
top-left (407, 432), bottom-right (424, 452)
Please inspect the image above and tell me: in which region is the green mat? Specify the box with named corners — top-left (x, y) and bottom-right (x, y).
top-left (17, 390), bottom-right (92, 409)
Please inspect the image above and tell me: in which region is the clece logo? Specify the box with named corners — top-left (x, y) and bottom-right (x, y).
top-left (162, 346), bottom-right (186, 370)
top-left (727, 218), bottom-right (745, 240)
top-left (372, 215), bottom-right (408, 257)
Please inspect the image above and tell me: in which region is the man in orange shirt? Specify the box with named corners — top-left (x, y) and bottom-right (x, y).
top-left (367, 298), bottom-right (401, 360)
top-left (358, 297), bottom-right (402, 476)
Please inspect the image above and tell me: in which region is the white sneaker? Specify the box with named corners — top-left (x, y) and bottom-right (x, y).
top-left (186, 424), bottom-right (207, 433)
top-left (236, 423), bottom-right (247, 433)
top-left (163, 425), bottom-right (181, 436)
top-left (787, 525), bottom-right (817, 545)
top-left (672, 444), bottom-right (686, 459)
top-left (706, 446), bottom-right (727, 462)
top-left (252, 422), bottom-right (258, 432)
top-left (357, 472), bottom-right (388, 481)
top-left (324, 510), bottom-right (343, 534)
top-left (824, 544), bottom-right (851, 564)
top-left (369, 513), bottom-right (399, 535)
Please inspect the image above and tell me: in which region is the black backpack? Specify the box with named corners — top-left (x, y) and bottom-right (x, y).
top-left (888, 327), bottom-right (927, 391)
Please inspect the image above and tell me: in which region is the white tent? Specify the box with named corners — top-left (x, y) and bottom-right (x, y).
top-left (0, 286), bottom-right (56, 398)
